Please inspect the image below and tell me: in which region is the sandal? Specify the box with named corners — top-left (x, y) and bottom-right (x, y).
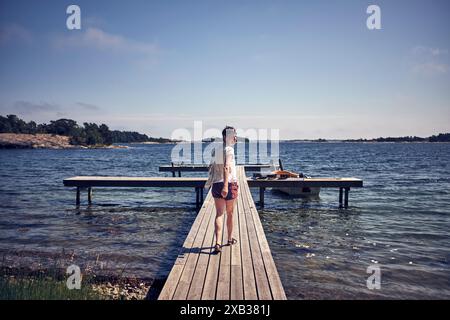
top-left (227, 238), bottom-right (238, 246)
top-left (213, 243), bottom-right (222, 254)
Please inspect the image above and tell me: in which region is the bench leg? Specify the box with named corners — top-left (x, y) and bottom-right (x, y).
top-left (339, 188), bottom-right (343, 207)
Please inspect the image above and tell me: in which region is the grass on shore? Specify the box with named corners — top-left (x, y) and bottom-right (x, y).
top-left (0, 274), bottom-right (103, 300)
top-left (0, 250), bottom-right (155, 300)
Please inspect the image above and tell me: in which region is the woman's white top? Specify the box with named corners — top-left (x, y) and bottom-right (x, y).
top-left (209, 145), bottom-right (238, 184)
top-left (223, 146), bottom-right (238, 183)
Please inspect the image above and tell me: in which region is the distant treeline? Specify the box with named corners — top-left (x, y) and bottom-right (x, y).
top-left (428, 133), bottom-right (450, 142)
top-left (0, 115), bottom-right (173, 145)
top-left (344, 134), bottom-right (450, 143)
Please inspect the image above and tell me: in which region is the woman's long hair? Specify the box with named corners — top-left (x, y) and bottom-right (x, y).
top-left (221, 126), bottom-right (235, 166)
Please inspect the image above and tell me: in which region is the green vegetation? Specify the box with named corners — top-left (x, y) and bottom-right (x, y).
top-left (0, 274), bottom-right (103, 300)
top-left (374, 136), bottom-right (427, 142)
top-left (110, 130), bottom-right (172, 143)
top-left (0, 247), bottom-right (153, 300)
top-left (429, 133), bottom-right (450, 142)
top-left (0, 114), bottom-right (174, 145)
top-left (343, 134), bottom-right (450, 143)
top-left (0, 265), bottom-right (104, 300)
top-left (375, 136), bottom-right (428, 142)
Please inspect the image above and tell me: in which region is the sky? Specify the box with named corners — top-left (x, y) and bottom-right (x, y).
top-left (0, 0), bottom-right (449, 140)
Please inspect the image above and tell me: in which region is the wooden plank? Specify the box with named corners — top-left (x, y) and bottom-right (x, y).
top-left (159, 164), bottom-right (271, 173)
top-left (242, 175), bottom-right (287, 300)
top-left (64, 176), bottom-right (362, 189)
top-left (172, 196), bottom-right (215, 300)
top-left (186, 198), bottom-right (217, 299)
top-left (236, 168), bottom-right (258, 300)
top-left (240, 174), bottom-right (272, 300)
top-left (216, 197), bottom-right (231, 300)
top-left (247, 177), bottom-right (363, 188)
top-left (230, 176), bottom-right (244, 300)
top-left (64, 176), bottom-right (207, 188)
top-left (63, 176), bottom-right (363, 188)
top-left (201, 206), bottom-right (224, 300)
top-left (65, 176), bottom-right (206, 181)
top-left (158, 193), bottom-right (212, 300)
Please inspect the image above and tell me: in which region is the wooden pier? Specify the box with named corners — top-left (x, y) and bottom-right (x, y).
top-left (63, 165), bottom-right (363, 300)
top-left (158, 163), bottom-right (362, 208)
top-left (247, 177), bottom-right (362, 208)
top-left (64, 174), bottom-right (362, 208)
top-left (158, 166), bottom-right (286, 300)
top-left (63, 176), bottom-right (207, 208)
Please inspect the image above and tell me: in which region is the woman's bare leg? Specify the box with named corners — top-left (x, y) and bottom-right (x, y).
top-left (214, 197), bottom-right (226, 246)
top-left (225, 198), bottom-right (236, 241)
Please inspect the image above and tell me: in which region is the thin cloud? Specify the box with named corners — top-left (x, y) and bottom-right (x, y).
top-left (0, 24), bottom-right (32, 45)
top-left (7, 101), bottom-right (104, 117)
top-left (52, 27), bottom-right (159, 58)
top-left (76, 102), bottom-right (101, 111)
top-left (412, 46), bottom-right (448, 57)
top-left (12, 101), bottom-right (61, 114)
top-left (410, 46), bottom-right (449, 76)
top-left (0, 101), bottom-right (67, 124)
top-left (412, 62), bottom-right (449, 75)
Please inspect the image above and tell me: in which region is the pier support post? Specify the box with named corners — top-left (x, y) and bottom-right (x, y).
top-left (339, 188), bottom-right (343, 207)
top-left (88, 187), bottom-right (93, 205)
top-left (259, 187), bottom-right (265, 208)
top-left (195, 187), bottom-right (200, 209)
top-left (178, 171), bottom-right (181, 177)
top-left (200, 187), bottom-right (204, 204)
top-left (344, 187), bottom-right (350, 208)
top-left (171, 162), bottom-right (175, 177)
top-left (76, 187), bottom-right (80, 206)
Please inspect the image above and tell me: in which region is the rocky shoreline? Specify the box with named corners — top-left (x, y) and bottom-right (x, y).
top-left (0, 133), bottom-right (128, 149)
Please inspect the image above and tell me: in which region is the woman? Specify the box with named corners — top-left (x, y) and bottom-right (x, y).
top-left (205, 126), bottom-right (239, 254)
